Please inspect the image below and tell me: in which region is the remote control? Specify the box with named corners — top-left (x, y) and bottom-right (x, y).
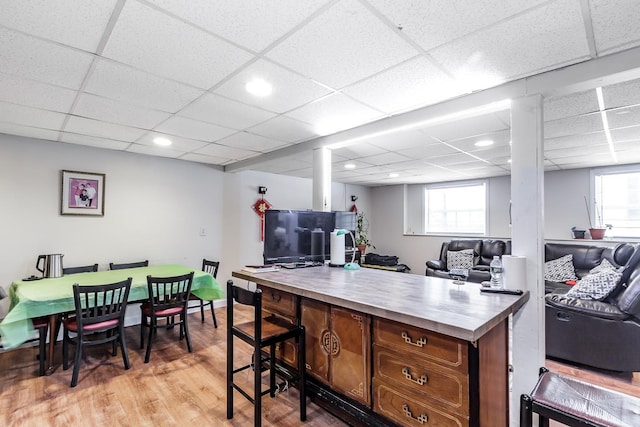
top-left (480, 288), bottom-right (524, 295)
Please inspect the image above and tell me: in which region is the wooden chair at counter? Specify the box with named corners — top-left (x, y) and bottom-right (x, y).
top-left (109, 260), bottom-right (148, 270)
top-left (62, 278), bottom-right (132, 387)
top-left (226, 279), bottom-right (306, 426)
top-left (140, 272), bottom-right (194, 363)
top-left (187, 259), bottom-right (219, 327)
top-left (62, 264), bottom-right (99, 275)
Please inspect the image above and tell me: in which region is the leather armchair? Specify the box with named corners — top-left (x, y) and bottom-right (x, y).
top-left (426, 239), bottom-right (508, 283)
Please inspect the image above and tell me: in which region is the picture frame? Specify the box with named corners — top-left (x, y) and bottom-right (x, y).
top-left (61, 170), bottom-right (105, 216)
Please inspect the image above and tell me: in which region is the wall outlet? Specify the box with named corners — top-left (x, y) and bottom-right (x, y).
top-left (199, 227), bottom-right (206, 236)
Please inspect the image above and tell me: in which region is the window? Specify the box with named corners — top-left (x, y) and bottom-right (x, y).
top-left (424, 181), bottom-right (487, 234)
top-left (593, 167), bottom-right (640, 238)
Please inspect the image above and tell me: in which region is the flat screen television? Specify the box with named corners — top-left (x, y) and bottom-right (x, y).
top-left (263, 210), bottom-right (355, 264)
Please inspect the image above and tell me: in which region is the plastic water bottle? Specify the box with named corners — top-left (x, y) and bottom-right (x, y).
top-left (490, 256), bottom-right (503, 288)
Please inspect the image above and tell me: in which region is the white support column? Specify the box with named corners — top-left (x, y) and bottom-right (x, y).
top-left (510, 94), bottom-right (545, 426)
top-left (312, 147), bottom-right (331, 212)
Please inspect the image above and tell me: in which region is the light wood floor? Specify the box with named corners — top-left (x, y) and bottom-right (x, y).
top-left (1, 306), bottom-right (638, 426)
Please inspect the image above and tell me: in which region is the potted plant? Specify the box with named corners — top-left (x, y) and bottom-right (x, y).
top-left (355, 212), bottom-right (375, 254)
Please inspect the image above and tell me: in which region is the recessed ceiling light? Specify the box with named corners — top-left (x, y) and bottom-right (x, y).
top-left (474, 140), bottom-right (494, 147)
top-left (245, 78), bottom-right (272, 97)
top-left (344, 163), bottom-right (356, 169)
top-left (153, 137), bottom-right (172, 146)
top-left (389, 173), bottom-right (399, 178)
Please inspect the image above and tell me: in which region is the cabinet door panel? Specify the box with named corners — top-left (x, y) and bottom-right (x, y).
top-left (331, 307), bottom-right (371, 406)
top-left (301, 299), bottom-right (330, 383)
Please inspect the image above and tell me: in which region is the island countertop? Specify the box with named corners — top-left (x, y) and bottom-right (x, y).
top-left (232, 266), bottom-right (529, 342)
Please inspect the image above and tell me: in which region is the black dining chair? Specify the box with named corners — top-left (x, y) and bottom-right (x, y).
top-left (188, 259), bottom-right (219, 327)
top-left (109, 260), bottom-right (148, 270)
top-left (62, 278), bottom-right (132, 387)
top-left (63, 264), bottom-right (99, 275)
top-left (140, 272), bottom-right (194, 363)
top-left (227, 279), bottom-right (306, 426)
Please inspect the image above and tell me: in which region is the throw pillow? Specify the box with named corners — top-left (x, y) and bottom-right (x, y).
top-left (566, 270), bottom-right (623, 301)
top-left (447, 249), bottom-right (474, 271)
top-left (544, 254), bottom-right (578, 282)
top-left (589, 258), bottom-right (620, 274)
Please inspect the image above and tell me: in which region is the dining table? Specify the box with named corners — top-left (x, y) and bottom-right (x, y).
top-left (0, 264), bottom-right (224, 374)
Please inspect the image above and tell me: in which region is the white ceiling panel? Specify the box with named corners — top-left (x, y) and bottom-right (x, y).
top-left (545, 144), bottom-right (612, 160)
top-left (607, 105), bottom-right (640, 129)
top-left (217, 132), bottom-right (289, 153)
top-left (63, 116), bottom-right (147, 142)
top-left (73, 93), bottom-right (171, 130)
top-left (267, 0), bottom-right (418, 89)
top-left (215, 59), bottom-right (331, 114)
top-left (545, 132), bottom-right (608, 150)
top-left (603, 78), bottom-right (640, 109)
top-left (544, 90), bottom-right (600, 121)
top-left (430, 0), bottom-right (589, 89)
top-left (333, 143), bottom-right (388, 158)
top-left (343, 56), bottom-right (463, 114)
top-left (126, 143), bottom-right (185, 158)
top-left (544, 113), bottom-right (604, 139)
top-left (85, 59), bottom-right (204, 113)
top-left (359, 152), bottom-right (412, 166)
top-left (194, 142), bottom-right (257, 161)
top-left (0, 0), bottom-right (117, 52)
top-left (0, 124), bottom-right (59, 142)
top-left (154, 116), bottom-right (236, 143)
top-left (59, 132), bottom-right (131, 151)
top-left (103, 1), bottom-right (252, 89)
top-left (147, 0), bottom-right (330, 52)
top-left (450, 130), bottom-right (511, 152)
top-left (423, 113), bottom-right (509, 142)
top-left (179, 93), bottom-right (276, 130)
top-left (610, 125), bottom-right (640, 142)
top-left (589, 0), bottom-right (640, 54)
top-left (136, 132), bottom-right (209, 152)
top-left (0, 102), bottom-right (66, 130)
top-left (180, 152), bottom-right (231, 165)
top-left (0, 27), bottom-right (93, 89)
top-left (0, 73), bottom-right (76, 113)
top-left (248, 116), bottom-right (318, 144)
top-left (366, 129), bottom-right (431, 151)
top-left (424, 153), bottom-right (484, 166)
top-left (285, 93), bottom-right (383, 135)
top-left (397, 144), bottom-right (459, 159)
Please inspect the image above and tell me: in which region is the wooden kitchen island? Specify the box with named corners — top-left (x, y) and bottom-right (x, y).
top-left (232, 266), bottom-right (528, 427)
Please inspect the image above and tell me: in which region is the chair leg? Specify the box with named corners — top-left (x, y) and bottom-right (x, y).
top-left (226, 304), bottom-right (234, 420)
top-left (140, 312), bottom-right (145, 349)
top-left (119, 325), bottom-right (130, 370)
top-left (520, 394), bottom-right (533, 427)
top-left (38, 326), bottom-right (47, 376)
top-left (62, 331), bottom-right (69, 370)
top-left (254, 342), bottom-right (262, 427)
top-left (270, 345), bottom-right (277, 398)
top-left (70, 338), bottom-right (82, 387)
top-left (299, 326), bottom-right (306, 422)
top-left (183, 311), bottom-right (192, 353)
top-left (199, 299), bottom-right (205, 323)
top-left (210, 301), bottom-right (218, 328)
top-left (144, 318), bottom-right (154, 363)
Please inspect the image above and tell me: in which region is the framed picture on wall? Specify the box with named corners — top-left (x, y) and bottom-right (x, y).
top-left (61, 170), bottom-right (105, 216)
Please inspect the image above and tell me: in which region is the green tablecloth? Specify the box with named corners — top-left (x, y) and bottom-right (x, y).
top-left (0, 264), bottom-right (224, 349)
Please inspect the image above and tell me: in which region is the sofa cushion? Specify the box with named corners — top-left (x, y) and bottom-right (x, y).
top-left (588, 258), bottom-right (620, 274)
top-left (447, 249), bottom-right (474, 270)
top-left (545, 293), bottom-right (629, 321)
top-left (544, 254), bottom-right (578, 282)
top-left (566, 270), bottom-right (622, 301)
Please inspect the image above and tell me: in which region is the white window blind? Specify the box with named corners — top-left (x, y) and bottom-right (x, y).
top-left (424, 182), bottom-right (486, 234)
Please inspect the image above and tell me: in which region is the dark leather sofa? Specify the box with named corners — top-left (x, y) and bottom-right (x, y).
top-left (545, 243), bottom-right (640, 372)
top-left (425, 239), bottom-right (509, 283)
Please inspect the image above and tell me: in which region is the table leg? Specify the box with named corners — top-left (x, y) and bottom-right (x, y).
top-left (45, 314), bottom-right (57, 375)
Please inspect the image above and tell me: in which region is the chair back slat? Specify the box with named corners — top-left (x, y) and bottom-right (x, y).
top-left (202, 259), bottom-right (219, 278)
top-left (109, 260), bottom-right (149, 270)
top-left (146, 272), bottom-right (194, 312)
top-left (63, 264), bottom-right (99, 275)
top-left (231, 285), bottom-right (262, 307)
top-left (72, 278), bottom-right (132, 331)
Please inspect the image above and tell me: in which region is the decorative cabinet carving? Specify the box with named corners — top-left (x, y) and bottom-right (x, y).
top-left (301, 298), bottom-right (371, 406)
top-left (257, 285), bottom-right (297, 367)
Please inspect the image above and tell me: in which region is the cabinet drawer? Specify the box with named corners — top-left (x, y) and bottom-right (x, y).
top-left (374, 379), bottom-right (468, 427)
top-left (258, 285), bottom-right (296, 318)
top-left (374, 348), bottom-right (469, 413)
top-left (374, 318), bottom-right (468, 372)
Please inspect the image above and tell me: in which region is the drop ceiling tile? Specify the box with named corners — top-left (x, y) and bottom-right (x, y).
top-left (615, 140), bottom-right (640, 152)
top-left (248, 116), bottom-right (318, 143)
top-left (366, 129), bottom-right (430, 151)
top-left (467, 146), bottom-right (511, 162)
top-left (333, 159), bottom-right (376, 171)
top-left (287, 168), bottom-right (314, 179)
top-left (64, 116), bottom-right (146, 142)
top-left (73, 93), bottom-right (171, 129)
top-left (285, 93), bottom-right (383, 135)
top-left (545, 145), bottom-right (612, 160)
top-left (332, 143), bottom-right (387, 158)
top-left (602, 78), bottom-right (640, 109)
top-left (611, 125), bottom-right (640, 142)
top-left (0, 27), bottom-right (94, 89)
top-left (137, 132), bottom-right (209, 152)
top-left (607, 105), bottom-right (640, 129)
top-left (0, 73), bottom-right (77, 113)
top-left (194, 142), bottom-right (257, 161)
top-left (179, 93), bottom-right (276, 130)
top-left (397, 143), bottom-right (458, 159)
top-left (422, 113), bottom-right (509, 141)
top-left (180, 152), bottom-right (230, 165)
top-left (85, 59), bottom-right (204, 112)
top-left (590, 0), bottom-right (640, 54)
top-left (126, 143), bottom-right (186, 159)
top-left (0, 0), bottom-right (117, 52)
top-left (0, 101), bottom-right (66, 130)
top-left (147, 0), bottom-right (329, 52)
top-left (545, 132), bottom-right (608, 150)
top-left (103, 1), bottom-right (252, 89)
top-left (154, 116), bottom-right (236, 142)
top-left (359, 152), bottom-right (412, 166)
top-left (450, 130), bottom-right (511, 152)
top-left (544, 90), bottom-right (600, 121)
top-left (430, 0), bottom-right (589, 90)
top-left (217, 132), bottom-right (289, 152)
top-left (427, 152), bottom-right (484, 166)
top-left (0, 123), bottom-right (59, 141)
top-left (343, 56), bottom-right (464, 114)
top-left (214, 59), bottom-right (331, 113)
top-left (544, 113), bottom-right (604, 139)
top-left (267, 0), bottom-right (417, 89)
top-left (60, 132), bottom-right (131, 151)
top-left (369, 0), bottom-right (546, 50)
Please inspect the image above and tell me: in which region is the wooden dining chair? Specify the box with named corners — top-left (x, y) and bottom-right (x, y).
top-left (63, 264), bottom-right (99, 275)
top-left (188, 259), bottom-right (219, 327)
top-left (109, 260), bottom-right (148, 270)
top-left (62, 278), bottom-right (132, 387)
top-left (226, 280), bottom-right (306, 426)
top-left (140, 272), bottom-right (194, 363)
